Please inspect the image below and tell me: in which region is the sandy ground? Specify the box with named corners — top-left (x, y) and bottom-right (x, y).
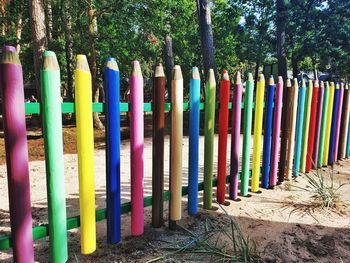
top-left (1, 134), bottom-right (350, 262)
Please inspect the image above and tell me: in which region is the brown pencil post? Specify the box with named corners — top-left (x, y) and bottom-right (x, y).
top-left (278, 78), bottom-right (292, 183)
top-left (338, 83), bottom-right (349, 160)
top-left (152, 63), bottom-right (165, 228)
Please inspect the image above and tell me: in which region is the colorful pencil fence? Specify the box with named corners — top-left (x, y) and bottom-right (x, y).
top-left (2, 54), bottom-right (350, 262)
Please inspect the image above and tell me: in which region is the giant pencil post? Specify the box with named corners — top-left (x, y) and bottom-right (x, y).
top-left (231, 72), bottom-right (243, 198)
top-left (41, 51), bottom-right (68, 261)
top-left (278, 79), bottom-right (292, 183)
top-left (323, 82), bottom-right (335, 165)
top-left (130, 61), bottom-right (144, 235)
top-left (262, 76), bottom-right (275, 188)
top-left (333, 83), bottom-right (344, 161)
top-left (188, 67), bottom-right (200, 215)
top-left (242, 74), bottom-right (254, 189)
top-left (306, 80), bottom-right (319, 172)
top-left (318, 81), bottom-right (329, 167)
top-left (170, 65), bottom-right (183, 219)
top-left (217, 70), bottom-right (230, 204)
top-left (293, 79), bottom-right (306, 177)
top-left (300, 81), bottom-right (313, 172)
top-left (104, 57), bottom-right (121, 243)
top-left (204, 69), bottom-right (216, 208)
top-left (152, 64), bottom-right (165, 227)
top-left (0, 46), bottom-right (34, 262)
top-left (285, 78), bottom-right (299, 179)
top-left (340, 84), bottom-right (350, 159)
top-left (270, 76), bottom-right (283, 187)
top-left (251, 74), bottom-right (265, 192)
top-left (328, 83), bottom-right (340, 165)
top-left (75, 54), bottom-right (96, 254)
top-left (313, 81), bottom-right (324, 168)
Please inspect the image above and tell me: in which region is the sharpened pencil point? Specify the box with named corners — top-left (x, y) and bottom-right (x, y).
top-left (208, 69), bottom-right (215, 84)
top-left (76, 55), bottom-right (90, 73)
top-left (155, 63), bottom-right (164, 77)
top-left (248, 73), bottom-right (253, 81)
top-left (192, 67), bottom-right (200, 80)
top-left (286, 78), bottom-right (292, 87)
top-left (235, 71), bottom-right (242, 84)
top-left (173, 65), bottom-right (183, 80)
top-left (222, 70), bottom-right (229, 80)
top-left (269, 75), bottom-right (275, 85)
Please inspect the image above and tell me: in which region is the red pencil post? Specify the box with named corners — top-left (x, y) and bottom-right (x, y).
top-left (217, 70), bottom-right (230, 204)
top-left (306, 80), bottom-right (319, 172)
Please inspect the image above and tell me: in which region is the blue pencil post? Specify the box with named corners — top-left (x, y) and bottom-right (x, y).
top-left (262, 76), bottom-right (275, 188)
top-left (328, 83), bottom-right (340, 165)
top-left (293, 80), bottom-right (306, 176)
top-left (104, 57), bottom-right (121, 244)
top-left (188, 67), bottom-right (200, 215)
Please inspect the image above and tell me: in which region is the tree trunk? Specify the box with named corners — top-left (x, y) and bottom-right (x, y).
top-left (29, 0), bottom-right (48, 101)
top-left (87, 1), bottom-right (104, 129)
top-left (45, 0), bottom-right (53, 43)
top-left (276, 0), bottom-right (288, 81)
top-left (63, 0), bottom-right (74, 101)
top-left (16, 13), bottom-right (22, 53)
top-left (164, 35), bottom-right (174, 101)
top-left (292, 54), bottom-right (298, 78)
top-left (1, 0), bottom-right (6, 36)
top-left (196, 0), bottom-right (217, 83)
top-left (254, 61), bottom-right (259, 88)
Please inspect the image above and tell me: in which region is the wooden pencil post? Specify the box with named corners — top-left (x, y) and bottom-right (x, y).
top-left (285, 78), bottom-right (299, 179)
top-left (306, 80), bottom-right (319, 172)
top-left (152, 64), bottom-right (165, 228)
top-left (188, 67), bottom-right (201, 215)
top-left (204, 69), bottom-right (216, 209)
top-left (323, 82), bottom-right (335, 165)
top-left (170, 65), bottom-right (183, 221)
top-left (75, 54), bottom-right (96, 254)
top-left (262, 76), bottom-right (275, 188)
top-left (328, 83), bottom-right (340, 165)
top-left (230, 72), bottom-right (243, 198)
top-left (300, 80), bottom-right (313, 172)
top-left (0, 45), bottom-right (34, 262)
top-left (217, 70), bottom-right (230, 204)
top-left (41, 50), bottom-right (68, 261)
top-left (278, 79), bottom-right (292, 183)
top-left (318, 81), bottom-right (329, 167)
top-left (333, 83), bottom-right (344, 162)
top-left (241, 74), bottom-right (254, 190)
top-left (130, 61), bottom-right (144, 236)
top-left (293, 79), bottom-right (306, 177)
top-left (313, 81), bottom-right (324, 168)
top-left (251, 74), bottom-right (265, 191)
top-left (269, 76), bottom-right (283, 187)
top-left (340, 84), bottom-right (350, 159)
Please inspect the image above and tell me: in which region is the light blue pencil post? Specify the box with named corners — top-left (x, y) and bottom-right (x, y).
top-left (188, 67), bottom-right (200, 215)
top-left (293, 80), bottom-right (306, 176)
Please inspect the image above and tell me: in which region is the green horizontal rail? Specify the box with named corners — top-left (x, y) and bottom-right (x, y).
top-left (0, 102), bottom-right (255, 115)
top-left (0, 171), bottom-right (251, 250)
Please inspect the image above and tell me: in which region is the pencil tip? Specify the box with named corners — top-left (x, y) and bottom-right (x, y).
top-left (105, 57), bottom-right (119, 71)
top-left (222, 70), bottom-right (229, 80)
top-left (269, 75), bottom-right (275, 85)
top-left (155, 63), bottom-right (164, 77)
top-left (248, 73), bottom-right (253, 81)
top-left (172, 65), bottom-right (183, 80)
top-left (235, 71), bottom-right (241, 84)
top-left (131, 60), bottom-right (142, 76)
top-left (192, 67), bottom-right (200, 80)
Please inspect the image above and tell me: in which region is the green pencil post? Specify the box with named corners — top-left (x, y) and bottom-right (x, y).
top-left (41, 51), bottom-right (68, 262)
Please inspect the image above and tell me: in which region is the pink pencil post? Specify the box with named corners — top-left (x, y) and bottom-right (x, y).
top-left (130, 61), bottom-right (144, 236)
top-left (269, 77), bottom-right (284, 186)
top-left (0, 45), bottom-right (34, 263)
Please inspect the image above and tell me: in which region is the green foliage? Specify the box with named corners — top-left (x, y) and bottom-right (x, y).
top-left (1, 0), bottom-right (350, 94)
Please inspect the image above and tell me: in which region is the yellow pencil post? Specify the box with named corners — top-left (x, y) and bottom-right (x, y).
top-left (75, 54), bottom-right (96, 254)
top-left (323, 82), bottom-right (335, 166)
top-left (251, 74), bottom-right (265, 192)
